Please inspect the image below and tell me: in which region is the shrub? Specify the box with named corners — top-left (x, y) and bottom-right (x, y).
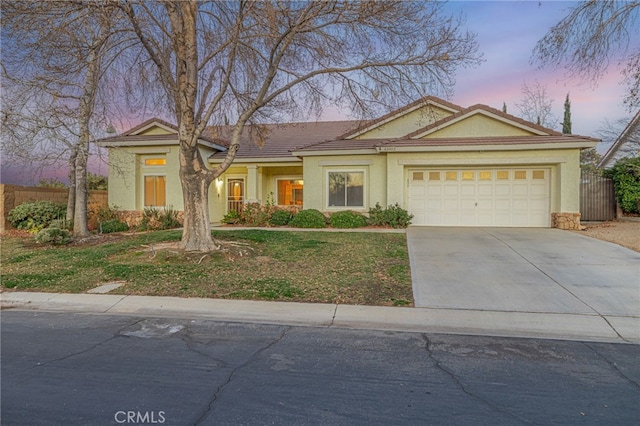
top-left (99, 219), bottom-right (129, 234)
top-left (329, 210), bottom-right (368, 228)
top-left (241, 202), bottom-right (273, 227)
top-left (34, 227), bottom-right (72, 245)
top-left (95, 204), bottom-right (120, 223)
top-left (49, 218), bottom-right (73, 230)
top-left (222, 209), bottom-right (242, 224)
top-left (138, 206), bottom-right (181, 231)
top-left (604, 157), bottom-right (640, 214)
top-left (368, 203), bottom-right (413, 228)
top-left (269, 209), bottom-right (293, 226)
top-left (8, 201), bottom-right (66, 232)
top-left (289, 209), bottom-right (327, 228)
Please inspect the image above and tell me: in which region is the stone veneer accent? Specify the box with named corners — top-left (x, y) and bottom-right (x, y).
top-left (551, 212), bottom-right (582, 230)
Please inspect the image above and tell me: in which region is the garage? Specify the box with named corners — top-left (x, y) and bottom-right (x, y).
top-left (408, 168), bottom-right (550, 227)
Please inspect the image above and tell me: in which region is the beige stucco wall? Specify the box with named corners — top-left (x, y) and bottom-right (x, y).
top-left (109, 145), bottom-right (215, 214)
top-left (355, 105), bottom-right (453, 139)
top-left (301, 154), bottom-right (386, 213)
top-left (385, 148), bottom-right (582, 214)
top-left (424, 114), bottom-right (536, 138)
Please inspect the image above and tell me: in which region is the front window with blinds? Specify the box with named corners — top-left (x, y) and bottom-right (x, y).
top-left (144, 176), bottom-right (166, 207)
top-left (328, 171), bottom-right (364, 207)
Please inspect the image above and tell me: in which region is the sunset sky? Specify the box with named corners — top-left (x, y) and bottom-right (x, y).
top-left (444, 0), bottom-right (633, 137)
top-left (2, 1), bottom-right (636, 185)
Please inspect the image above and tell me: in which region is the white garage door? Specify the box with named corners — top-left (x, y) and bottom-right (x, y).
top-left (408, 168), bottom-right (550, 227)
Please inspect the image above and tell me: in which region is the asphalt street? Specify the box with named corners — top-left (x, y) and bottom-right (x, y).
top-left (1, 310), bottom-right (639, 425)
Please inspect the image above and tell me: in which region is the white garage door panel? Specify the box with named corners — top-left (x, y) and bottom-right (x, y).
top-left (408, 168), bottom-right (550, 227)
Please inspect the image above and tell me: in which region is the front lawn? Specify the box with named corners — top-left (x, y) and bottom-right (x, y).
top-left (1, 229), bottom-right (413, 306)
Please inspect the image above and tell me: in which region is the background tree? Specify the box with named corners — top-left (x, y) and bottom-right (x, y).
top-left (598, 115), bottom-right (640, 160)
top-left (533, 1), bottom-right (640, 110)
top-left (502, 102), bottom-right (507, 113)
top-left (120, 0), bottom-right (481, 252)
top-left (1, 1), bottom-right (127, 237)
top-left (516, 80), bottom-right (557, 128)
top-left (562, 93), bottom-right (572, 134)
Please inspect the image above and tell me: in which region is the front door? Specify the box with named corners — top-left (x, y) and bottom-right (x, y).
top-left (227, 178), bottom-right (245, 213)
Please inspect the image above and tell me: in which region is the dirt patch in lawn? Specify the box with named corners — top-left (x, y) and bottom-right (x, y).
top-left (573, 220), bottom-right (640, 252)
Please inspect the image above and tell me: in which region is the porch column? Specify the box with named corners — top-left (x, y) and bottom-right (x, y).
top-left (246, 165), bottom-right (259, 203)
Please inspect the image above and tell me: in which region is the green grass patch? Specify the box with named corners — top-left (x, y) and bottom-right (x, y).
top-left (1, 229), bottom-right (413, 306)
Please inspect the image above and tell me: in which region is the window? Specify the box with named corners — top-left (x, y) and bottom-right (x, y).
top-left (328, 171), bottom-right (364, 207)
top-left (514, 171), bottom-right (527, 180)
top-left (462, 171), bottom-right (474, 181)
top-left (144, 176), bottom-right (166, 207)
top-left (479, 171), bottom-right (492, 180)
top-left (277, 179), bottom-right (303, 206)
top-left (446, 171), bottom-right (457, 181)
top-left (429, 171), bottom-right (440, 181)
top-left (532, 170), bottom-right (545, 179)
top-left (496, 171), bottom-right (509, 180)
top-left (412, 172), bottom-right (424, 181)
top-left (144, 158), bottom-right (166, 166)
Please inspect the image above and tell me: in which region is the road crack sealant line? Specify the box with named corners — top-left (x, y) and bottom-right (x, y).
top-left (421, 334), bottom-right (536, 425)
top-left (583, 342), bottom-right (640, 390)
top-left (192, 325), bottom-right (292, 426)
top-left (482, 229), bottom-right (630, 343)
top-left (25, 317), bottom-right (146, 372)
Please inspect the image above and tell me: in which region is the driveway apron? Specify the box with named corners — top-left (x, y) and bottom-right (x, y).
top-left (407, 227), bottom-right (640, 320)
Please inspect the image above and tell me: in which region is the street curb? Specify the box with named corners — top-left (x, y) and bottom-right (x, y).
top-left (2, 292), bottom-right (638, 344)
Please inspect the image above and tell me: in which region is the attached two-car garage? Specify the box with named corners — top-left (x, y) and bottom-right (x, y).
top-left (407, 167), bottom-right (551, 227)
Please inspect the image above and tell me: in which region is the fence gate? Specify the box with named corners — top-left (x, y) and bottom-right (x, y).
top-left (580, 171), bottom-right (616, 221)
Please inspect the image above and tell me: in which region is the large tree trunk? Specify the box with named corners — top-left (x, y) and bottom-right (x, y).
top-left (66, 149), bottom-right (77, 223)
top-left (178, 148), bottom-right (217, 252)
top-left (73, 138), bottom-right (90, 237)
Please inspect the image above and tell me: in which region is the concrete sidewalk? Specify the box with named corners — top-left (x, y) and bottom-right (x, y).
top-left (2, 291), bottom-right (637, 344)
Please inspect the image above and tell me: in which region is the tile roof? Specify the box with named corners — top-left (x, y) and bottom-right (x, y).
top-left (208, 120), bottom-right (361, 159)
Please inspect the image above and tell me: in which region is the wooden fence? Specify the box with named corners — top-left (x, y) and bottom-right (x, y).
top-left (580, 171), bottom-right (616, 221)
top-left (0, 184), bottom-right (108, 232)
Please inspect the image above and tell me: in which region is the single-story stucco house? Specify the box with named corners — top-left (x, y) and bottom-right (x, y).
top-left (598, 109), bottom-right (640, 169)
top-left (100, 96), bottom-right (598, 229)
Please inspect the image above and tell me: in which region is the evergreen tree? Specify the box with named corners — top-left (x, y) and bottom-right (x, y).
top-left (502, 102), bottom-right (507, 113)
top-left (562, 93), bottom-right (572, 134)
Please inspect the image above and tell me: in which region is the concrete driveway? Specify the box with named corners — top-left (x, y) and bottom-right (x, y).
top-left (407, 227), bottom-right (640, 341)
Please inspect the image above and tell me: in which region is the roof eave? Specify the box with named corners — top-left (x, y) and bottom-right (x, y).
top-left (376, 141), bottom-right (597, 153)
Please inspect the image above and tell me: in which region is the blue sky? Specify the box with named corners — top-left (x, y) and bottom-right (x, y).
top-left (443, 1), bottom-right (632, 137)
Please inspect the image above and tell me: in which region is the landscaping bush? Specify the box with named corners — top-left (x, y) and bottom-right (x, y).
top-left (289, 209), bottom-right (327, 228)
top-left (329, 210), bottom-right (368, 228)
top-left (221, 209), bottom-right (242, 224)
top-left (604, 157), bottom-right (640, 214)
top-left (368, 202), bottom-right (413, 228)
top-left (269, 209), bottom-right (293, 226)
top-left (8, 201), bottom-right (67, 232)
top-left (34, 227), bottom-right (72, 245)
top-left (49, 218), bottom-right (73, 230)
top-left (95, 204), bottom-right (120, 222)
top-left (99, 219), bottom-right (129, 234)
top-left (139, 206), bottom-right (181, 231)
top-left (240, 202), bottom-right (273, 227)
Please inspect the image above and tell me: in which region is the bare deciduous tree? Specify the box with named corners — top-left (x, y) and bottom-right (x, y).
top-left (516, 81), bottom-right (557, 129)
top-left (532, 1), bottom-right (640, 110)
top-left (1, 1), bottom-right (127, 236)
top-left (119, 0), bottom-right (482, 252)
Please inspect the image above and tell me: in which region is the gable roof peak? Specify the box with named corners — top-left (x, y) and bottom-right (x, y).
top-left (404, 103), bottom-right (563, 139)
top-left (337, 95), bottom-right (463, 140)
top-left (122, 117), bottom-right (178, 136)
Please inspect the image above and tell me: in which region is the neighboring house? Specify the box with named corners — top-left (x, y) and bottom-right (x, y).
top-left (598, 110), bottom-right (640, 168)
top-left (99, 96), bottom-right (598, 229)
